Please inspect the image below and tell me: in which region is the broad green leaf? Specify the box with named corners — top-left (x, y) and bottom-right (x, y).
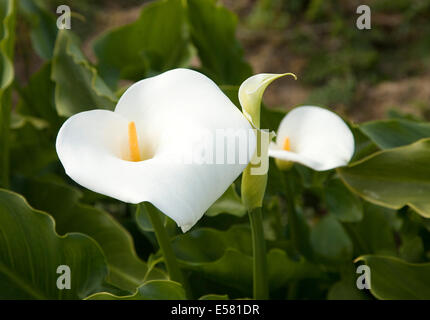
top-left (324, 178), bottom-right (363, 222)
top-left (21, 178), bottom-right (165, 292)
top-left (328, 280), bottom-right (370, 300)
top-left (0, 0), bottom-right (16, 187)
top-left (356, 255), bottom-right (430, 299)
top-left (19, 0), bottom-right (57, 59)
top-left (87, 280), bottom-right (185, 300)
top-left (187, 0), bottom-right (252, 85)
top-left (347, 203), bottom-right (397, 256)
top-left (206, 184), bottom-right (246, 217)
top-left (0, 189), bottom-right (107, 299)
top-left (338, 138), bottom-right (430, 218)
top-left (52, 30), bottom-right (117, 116)
top-left (327, 264), bottom-right (370, 300)
top-left (310, 215), bottom-right (353, 263)
top-left (16, 62), bottom-right (59, 128)
top-left (93, 0), bottom-right (191, 86)
top-left (360, 119), bottom-right (430, 149)
top-left (171, 227), bottom-right (322, 296)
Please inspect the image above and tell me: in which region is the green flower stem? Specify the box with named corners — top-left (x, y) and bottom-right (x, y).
top-left (248, 207), bottom-right (269, 299)
top-left (144, 204), bottom-right (186, 287)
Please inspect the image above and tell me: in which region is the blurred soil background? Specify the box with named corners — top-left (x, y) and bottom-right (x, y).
top-left (15, 0), bottom-right (430, 122)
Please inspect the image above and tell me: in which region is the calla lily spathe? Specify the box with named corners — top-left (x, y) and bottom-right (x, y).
top-left (269, 106), bottom-right (355, 171)
top-left (56, 69), bottom-right (256, 232)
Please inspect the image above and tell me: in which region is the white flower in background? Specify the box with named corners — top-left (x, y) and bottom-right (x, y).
top-left (56, 69), bottom-right (256, 232)
top-left (269, 106), bottom-right (354, 171)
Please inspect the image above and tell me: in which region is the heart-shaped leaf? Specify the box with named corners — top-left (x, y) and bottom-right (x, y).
top-left (356, 255), bottom-right (430, 299)
top-left (360, 119), bottom-right (430, 149)
top-left (0, 189), bottom-right (107, 299)
top-left (52, 30), bottom-right (117, 116)
top-left (21, 177), bottom-right (165, 292)
top-left (338, 138), bottom-right (430, 218)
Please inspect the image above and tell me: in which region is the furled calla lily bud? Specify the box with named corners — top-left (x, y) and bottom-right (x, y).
top-left (269, 106), bottom-right (355, 171)
top-left (239, 73), bottom-right (297, 128)
top-left (239, 73), bottom-right (296, 209)
top-left (56, 69), bottom-right (256, 232)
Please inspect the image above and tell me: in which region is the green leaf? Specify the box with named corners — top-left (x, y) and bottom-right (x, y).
top-left (16, 62), bottom-right (59, 127)
top-left (338, 138), bottom-right (430, 218)
top-left (187, 0), bottom-right (252, 85)
top-left (206, 184), bottom-right (246, 217)
top-left (327, 264), bottom-right (370, 300)
top-left (19, 0), bottom-right (57, 60)
top-left (21, 178), bottom-right (165, 292)
top-left (51, 30), bottom-right (117, 116)
top-left (87, 280), bottom-right (185, 300)
top-left (310, 215), bottom-right (353, 263)
top-left (171, 226), bottom-right (322, 296)
top-left (328, 280), bottom-right (370, 300)
top-left (356, 255), bottom-right (430, 299)
top-left (93, 0), bottom-right (191, 86)
top-left (0, 189), bottom-right (107, 299)
top-left (360, 119), bottom-right (430, 149)
top-left (347, 203), bottom-right (397, 256)
top-left (324, 178), bottom-right (363, 222)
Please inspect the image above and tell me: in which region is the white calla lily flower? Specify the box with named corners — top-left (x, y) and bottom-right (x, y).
top-left (56, 68), bottom-right (256, 232)
top-left (269, 106), bottom-right (354, 171)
